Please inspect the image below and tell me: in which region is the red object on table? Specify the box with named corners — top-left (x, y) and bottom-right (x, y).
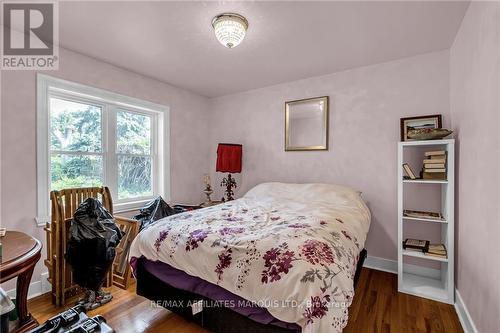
top-left (216, 143), bottom-right (242, 173)
top-left (0, 231), bottom-right (42, 332)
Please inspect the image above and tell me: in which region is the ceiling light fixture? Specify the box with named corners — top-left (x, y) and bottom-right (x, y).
top-left (212, 13), bottom-right (248, 49)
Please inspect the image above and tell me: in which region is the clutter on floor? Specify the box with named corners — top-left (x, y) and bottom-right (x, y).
top-left (27, 305), bottom-right (114, 333)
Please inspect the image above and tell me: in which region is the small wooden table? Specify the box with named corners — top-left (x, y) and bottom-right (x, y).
top-left (1, 231), bottom-right (42, 332)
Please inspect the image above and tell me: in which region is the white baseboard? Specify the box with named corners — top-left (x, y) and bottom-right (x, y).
top-left (454, 289), bottom-right (478, 333)
top-left (363, 255), bottom-right (397, 273)
top-left (6, 271), bottom-right (51, 300)
top-left (363, 255), bottom-right (440, 279)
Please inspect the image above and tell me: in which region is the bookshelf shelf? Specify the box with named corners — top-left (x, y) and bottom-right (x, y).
top-left (403, 179), bottom-right (448, 184)
top-left (402, 216), bottom-right (447, 223)
top-left (399, 139), bottom-right (455, 147)
top-left (402, 250), bottom-right (448, 262)
top-left (400, 273), bottom-right (449, 303)
top-left (398, 138), bottom-right (454, 304)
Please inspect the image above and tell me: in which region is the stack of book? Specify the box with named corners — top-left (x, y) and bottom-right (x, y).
top-left (426, 244), bottom-right (447, 259)
top-left (402, 239), bottom-right (448, 259)
top-left (423, 150), bottom-right (447, 180)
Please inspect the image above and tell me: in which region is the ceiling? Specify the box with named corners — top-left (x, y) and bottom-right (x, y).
top-left (58, 1), bottom-right (469, 97)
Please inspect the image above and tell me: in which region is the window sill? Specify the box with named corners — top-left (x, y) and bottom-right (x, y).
top-left (114, 199), bottom-right (153, 214)
top-left (35, 216), bottom-right (50, 227)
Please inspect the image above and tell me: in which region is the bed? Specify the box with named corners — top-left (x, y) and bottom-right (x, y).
top-left (130, 182), bottom-right (371, 333)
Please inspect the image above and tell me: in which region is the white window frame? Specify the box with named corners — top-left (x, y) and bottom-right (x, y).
top-left (36, 74), bottom-right (170, 226)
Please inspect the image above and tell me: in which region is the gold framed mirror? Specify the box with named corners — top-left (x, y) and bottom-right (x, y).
top-left (285, 96), bottom-right (329, 151)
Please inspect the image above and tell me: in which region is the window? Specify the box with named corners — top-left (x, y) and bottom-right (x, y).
top-left (49, 97), bottom-right (104, 190)
top-left (116, 110), bottom-right (153, 199)
top-left (37, 74), bottom-right (170, 225)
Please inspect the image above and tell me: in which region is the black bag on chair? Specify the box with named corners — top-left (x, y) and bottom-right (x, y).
top-left (134, 196), bottom-right (175, 231)
top-left (65, 198), bottom-right (123, 291)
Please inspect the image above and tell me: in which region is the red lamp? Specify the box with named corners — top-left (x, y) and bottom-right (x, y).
top-left (216, 143), bottom-right (242, 201)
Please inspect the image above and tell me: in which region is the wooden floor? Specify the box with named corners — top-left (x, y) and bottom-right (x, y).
top-left (28, 268), bottom-right (463, 333)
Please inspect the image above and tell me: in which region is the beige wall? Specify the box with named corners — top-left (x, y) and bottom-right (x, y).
top-left (450, 2), bottom-right (500, 332)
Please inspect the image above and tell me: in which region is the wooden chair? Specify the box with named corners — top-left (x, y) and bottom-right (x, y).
top-left (44, 186), bottom-right (139, 306)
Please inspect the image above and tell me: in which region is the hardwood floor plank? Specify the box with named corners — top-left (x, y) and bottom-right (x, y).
top-left (28, 268), bottom-right (462, 333)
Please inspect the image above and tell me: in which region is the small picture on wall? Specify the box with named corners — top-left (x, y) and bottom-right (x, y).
top-left (400, 114), bottom-right (442, 141)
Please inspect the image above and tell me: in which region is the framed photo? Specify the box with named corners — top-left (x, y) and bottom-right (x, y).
top-left (400, 114), bottom-right (442, 141)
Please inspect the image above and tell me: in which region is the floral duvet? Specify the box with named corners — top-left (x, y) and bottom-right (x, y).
top-left (130, 182), bottom-right (371, 332)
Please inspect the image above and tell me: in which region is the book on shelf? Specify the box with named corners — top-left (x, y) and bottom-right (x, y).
top-left (426, 253), bottom-right (447, 259)
top-left (428, 244), bottom-right (447, 253)
top-left (423, 158), bottom-right (446, 164)
top-left (402, 163), bottom-right (417, 179)
top-left (403, 209), bottom-right (445, 221)
top-left (425, 150), bottom-right (446, 157)
top-left (403, 238), bottom-right (430, 253)
top-left (426, 244), bottom-right (447, 258)
top-left (423, 168), bottom-right (446, 173)
top-left (424, 163), bottom-right (445, 169)
top-left (423, 172), bottom-right (446, 180)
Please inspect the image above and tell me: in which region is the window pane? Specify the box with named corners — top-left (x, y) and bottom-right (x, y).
top-left (50, 97), bottom-right (102, 152)
top-left (117, 111), bottom-right (151, 155)
top-left (118, 155), bottom-right (152, 199)
top-left (51, 154), bottom-right (103, 190)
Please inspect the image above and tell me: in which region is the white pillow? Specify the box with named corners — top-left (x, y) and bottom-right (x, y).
top-left (244, 182), bottom-right (361, 202)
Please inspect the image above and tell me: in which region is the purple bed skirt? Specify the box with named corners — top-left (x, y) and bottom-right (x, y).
top-left (137, 258), bottom-right (302, 331)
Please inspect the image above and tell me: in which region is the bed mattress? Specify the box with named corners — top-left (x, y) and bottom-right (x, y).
top-left (139, 258), bottom-right (301, 330)
top-left (130, 182), bottom-right (371, 332)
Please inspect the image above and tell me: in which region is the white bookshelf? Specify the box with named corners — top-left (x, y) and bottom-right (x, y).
top-left (397, 139), bottom-right (454, 304)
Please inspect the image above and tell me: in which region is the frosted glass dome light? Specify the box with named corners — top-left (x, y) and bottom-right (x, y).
top-left (212, 13), bottom-right (248, 49)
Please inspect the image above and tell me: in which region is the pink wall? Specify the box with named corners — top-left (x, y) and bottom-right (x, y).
top-left (207, 51), bottom-right (451, 260)
top-left (2, 10), bottom-right (496, 331)
top-left (0, 47), bottom-right (210, 290)
top-left (450, 2), bottom-right (500, 332)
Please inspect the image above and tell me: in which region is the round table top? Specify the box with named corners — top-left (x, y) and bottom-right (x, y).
top-left (0, 231), bottom-right (42, 278)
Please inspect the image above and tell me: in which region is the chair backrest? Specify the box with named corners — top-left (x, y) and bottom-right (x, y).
top-left (50, 186), bottom-right (113, 224)
top-left (47, 186), bottom-right (114, 305)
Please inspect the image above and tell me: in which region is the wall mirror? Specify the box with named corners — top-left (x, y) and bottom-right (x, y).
top-left (285, 96), bottom-right (329, 151)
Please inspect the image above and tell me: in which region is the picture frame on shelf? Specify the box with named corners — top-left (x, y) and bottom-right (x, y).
top-left (400, 114), bottom-right (442, 141)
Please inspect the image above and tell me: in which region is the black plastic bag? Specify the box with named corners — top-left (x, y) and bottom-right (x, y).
top-left (134, 196), bottom-right (175, 230)
top-left (65, 198), bottom-right (123, 291)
